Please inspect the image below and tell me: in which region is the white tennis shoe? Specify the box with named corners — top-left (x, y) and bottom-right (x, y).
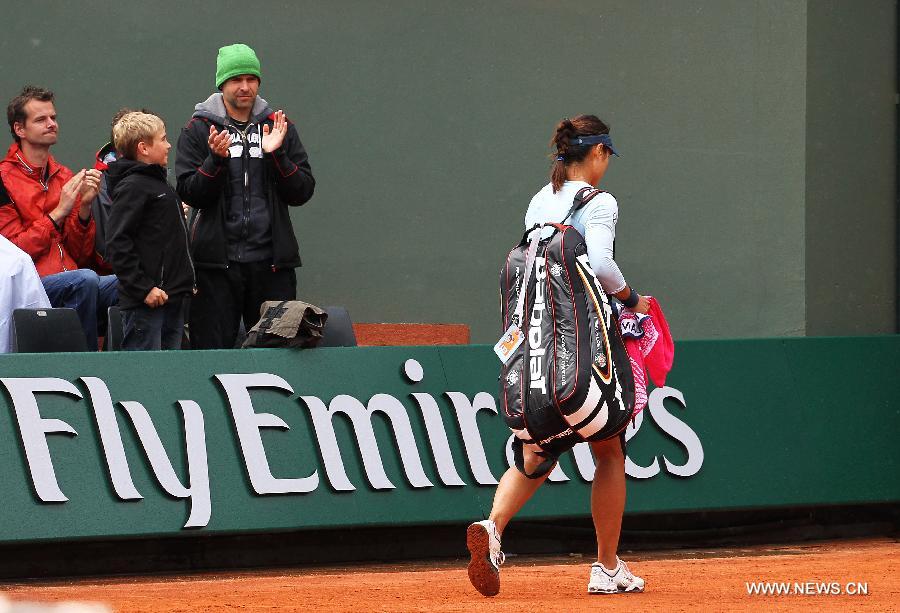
top-left (466, 519), bottom-right (505, 597)
top-left (588, 557), bottom-right (645, 594)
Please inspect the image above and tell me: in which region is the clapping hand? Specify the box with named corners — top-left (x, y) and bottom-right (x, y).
top-left (261, 110), bottom-right (287, 153)
top-left (57, 170), bottom-right (85, 214)
top-left (79, 168), bottom-right (102, 205)
top-left (208, 125), bottom-right (232, 158)
top-left (50, 170), bottom-right (85, 225)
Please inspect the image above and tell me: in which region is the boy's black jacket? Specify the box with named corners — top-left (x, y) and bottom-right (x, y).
top-left (174, 93), bottom-right (315, 270)
top-left (105, 159), bottom-right (195, 309)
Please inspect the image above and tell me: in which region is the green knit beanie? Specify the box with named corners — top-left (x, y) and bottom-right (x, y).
top-left (215, 43), bottom-right (261, 89)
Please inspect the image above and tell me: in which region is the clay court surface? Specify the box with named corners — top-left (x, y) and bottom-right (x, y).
top-left (0, 537), bottom-right (896, 612)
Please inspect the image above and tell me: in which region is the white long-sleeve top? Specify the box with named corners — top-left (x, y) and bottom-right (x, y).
top-left (0, 235), bottom-right (51, 353)
top-left (524, 180), bottom-right (627, 294)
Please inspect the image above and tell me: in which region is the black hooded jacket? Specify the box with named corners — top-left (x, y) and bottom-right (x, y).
top-left (174, 93), bottom-right (315, 270)
top-left (105, 159), bottom-right (195, 310)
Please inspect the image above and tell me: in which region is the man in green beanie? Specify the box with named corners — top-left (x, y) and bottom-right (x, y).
top-left (174, 43), bottom-right (315, 349)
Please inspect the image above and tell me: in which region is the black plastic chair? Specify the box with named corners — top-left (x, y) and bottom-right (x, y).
top-left (319, 306), bottom-right (358, 347)
top-left (12, 308), bottom-right (89, 353)
top-left (106, 306), bottom-right (124, 351)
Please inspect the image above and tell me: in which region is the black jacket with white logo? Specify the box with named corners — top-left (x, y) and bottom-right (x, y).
top-left (106, 159), bottom-right (195, 309)
top-left (174, 94), bottom-right (315, 270)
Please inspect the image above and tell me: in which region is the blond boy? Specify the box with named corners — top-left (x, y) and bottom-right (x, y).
top-left (105, 112), bottom-right (194, 350)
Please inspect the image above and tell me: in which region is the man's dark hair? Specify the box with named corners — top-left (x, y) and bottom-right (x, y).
top-left (7, 85), bottom-right (55, 143)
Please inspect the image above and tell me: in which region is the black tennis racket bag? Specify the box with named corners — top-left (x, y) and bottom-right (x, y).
top-left (496, 187), bottom-right (635, 478)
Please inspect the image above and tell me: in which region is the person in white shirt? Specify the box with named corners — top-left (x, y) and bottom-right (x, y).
top-left (467, 115), bottom-right (649, 597)
top-left (0, 234), bottom-right (50, 353)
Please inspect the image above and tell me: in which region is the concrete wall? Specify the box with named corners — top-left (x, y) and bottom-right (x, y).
top-left (0, 1), bottom-right (895, 342)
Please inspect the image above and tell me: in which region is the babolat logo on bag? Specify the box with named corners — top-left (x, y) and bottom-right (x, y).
top-left (496, 187), bottom-right (635, 478)
top-left (528, 255), bottom-right (547, 394)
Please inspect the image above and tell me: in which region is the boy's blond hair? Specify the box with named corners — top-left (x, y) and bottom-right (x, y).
top-left (112, 112), bottom-right (164, 160)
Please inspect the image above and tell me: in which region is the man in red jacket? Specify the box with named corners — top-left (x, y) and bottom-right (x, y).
top-left (0, 86), bottom-right (117, 350)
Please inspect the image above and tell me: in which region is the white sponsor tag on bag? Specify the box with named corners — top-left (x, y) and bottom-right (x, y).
top-left (494, 324), bottom-right (524, 363)
top-left (496, 229), bottom-right (539, 364)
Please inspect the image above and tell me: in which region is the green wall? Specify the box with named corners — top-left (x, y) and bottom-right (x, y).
top-left (805, 0), bottom-right (898, 335)
top-left (0, 1), bottom-right (895, 342)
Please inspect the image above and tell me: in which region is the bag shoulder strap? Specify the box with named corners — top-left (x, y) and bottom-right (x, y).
top-left (566, 186), bottom-right (604, 222)
top-left (518, 187), bottom-right (605, 246)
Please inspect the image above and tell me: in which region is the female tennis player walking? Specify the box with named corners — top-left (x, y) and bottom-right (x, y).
top-left (467, 114), bottom-right (649, 597)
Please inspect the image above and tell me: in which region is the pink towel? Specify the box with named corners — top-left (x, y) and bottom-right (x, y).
top-left (619, 297), bottom-right (674, 413)
top-left (644, 298), bottom-right (674, 386)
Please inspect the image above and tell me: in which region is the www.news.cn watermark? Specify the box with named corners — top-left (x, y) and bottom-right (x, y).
top-left (746, 581), bottom-right (869, 596)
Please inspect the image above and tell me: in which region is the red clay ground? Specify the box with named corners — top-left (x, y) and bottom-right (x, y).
top-left (1, 537), bottom-right (896, 612)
